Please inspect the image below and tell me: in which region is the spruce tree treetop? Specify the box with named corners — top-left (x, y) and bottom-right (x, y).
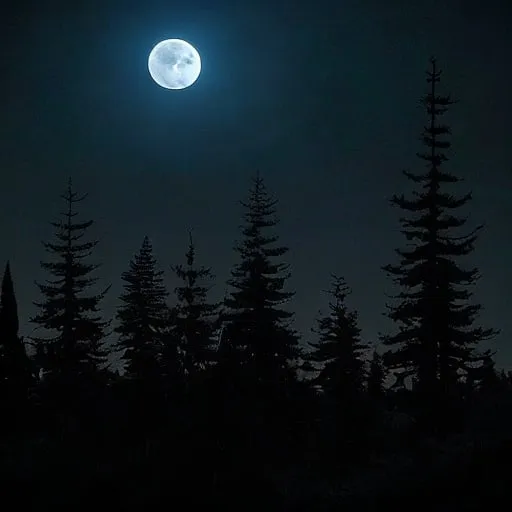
top-left (116, 235), bottom-right (168, 383)
top-left (381, 58), bottom-right (498, 400)
top-left (170, 231), bottom-right (219, 380)
top-left (224, 172), bottom-right (299, 390)
top-left (0, 261), bottom-right (33, 411)
top-left (1, 262), bottom-right (19, 338)
top-left (30, 178), bottom-right (111, 395)
top-left (309, 275), bottom-right (367, 401)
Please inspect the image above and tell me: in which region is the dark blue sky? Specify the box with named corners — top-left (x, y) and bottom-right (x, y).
top-left (1, 0), bottom-right (511, 367)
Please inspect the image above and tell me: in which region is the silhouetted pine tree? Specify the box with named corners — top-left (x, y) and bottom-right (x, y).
top-left (163, 232), bottom-right (221, 464)
top-left (368, 349), bottom-right (386, 401)
top-left (308, 275), bottom-right (367, 401)
top-left (116, 235), bottom-right (168, 385)
top-left (223, 172), bottom-right (300, 395)
top-left (169, 231), bottom-right (219, 385)
top-left (381, 58), bottom-right (498, 412)
top-left (0, 262), bottom-right (33, 432)
top-left (220, 173), bottom-right (300, 463)
top-left (307, 275), bottom-right (368, 463)
top-left (30, 179), bottom-right (111, 408)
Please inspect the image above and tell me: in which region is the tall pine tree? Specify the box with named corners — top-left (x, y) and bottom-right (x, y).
top-left (223, 172), bottom-right (300, 396)
top-left (0, 262), bottom-right (33, 430)
top-left (308, 275), bottom-right (367, 402)
top-left (217, 173), bottom-right (301, 465)
top-left (307, 275), bottom-right (369, 462)
top-left (381, 58), bottom-right (498, 408)
top-left (116, 235), bottom-right (168, 385)
top-left (30, 179), bottom-right (111, 406)
top-left (169, 231), bottom-right (219, 385)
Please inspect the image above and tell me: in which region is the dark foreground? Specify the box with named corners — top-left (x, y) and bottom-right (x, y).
top-left (2, 392), bottom-right (510, 511)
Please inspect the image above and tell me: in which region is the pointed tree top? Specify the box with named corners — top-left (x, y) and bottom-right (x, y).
top-left (331, 273), bottom-right (350, 294)
top-left (1, 260), bottom-right (19, 335)
top-left (61, 177), bottom-right (88, 204)
top-left (250, 170), bottom-right (266, 193)
top-left (186, 229), bottom-right (195, 267)
top-left (2, 261), bottom-right (14, 294)
top-left (427, 56), bottom-right (442, 83)
top-left (3, 260), bottom-right (11, 279)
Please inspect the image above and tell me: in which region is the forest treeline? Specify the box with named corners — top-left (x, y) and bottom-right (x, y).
top-left (1, 59), bottom-right (511, 510)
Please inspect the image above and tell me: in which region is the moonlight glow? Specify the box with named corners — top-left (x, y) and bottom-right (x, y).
top-left (148, 39), bottom-right (201, 90)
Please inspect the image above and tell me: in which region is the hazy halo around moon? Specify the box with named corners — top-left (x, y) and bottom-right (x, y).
top-left (148, 39), bottom-right (201, 90)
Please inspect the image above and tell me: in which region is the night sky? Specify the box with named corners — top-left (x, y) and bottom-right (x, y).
top-left (1, 0), bottom-right (511, 369)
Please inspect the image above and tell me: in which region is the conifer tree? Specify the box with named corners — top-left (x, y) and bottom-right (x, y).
top-left (223, 172), bottom-right (300, 395)
top-left (116, 235), bottom-right (168, 385)
top-left (0, 262), bottom-right (33, 426)
top-left (169, 231), bottom-right (219, 384)
top-left (381, 58), bottom-right (498, 404)
top-left (367, 349), bottom-right (386, 401)
top-left (308, 275), bottom-right (367, 402)
top-left (30, 179), bottom-right (111, 404)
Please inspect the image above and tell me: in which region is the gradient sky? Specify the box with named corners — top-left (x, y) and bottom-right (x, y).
top-left (1, 0), bottom-right (511, 368)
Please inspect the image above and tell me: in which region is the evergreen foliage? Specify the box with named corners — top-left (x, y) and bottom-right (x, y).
top-left (223, 172), bottom-right (300, 394)
top-left (381, 58), bottom-right (498, 405)
top-left (308, 275), bottom-right (367, 401)
top-left (0, 262), bottom-right (33, 429)
top-left (116, 235), bottom-right (168, 384)
top-left (169, 231), bottom-right (219, 383)
top-left (30, 179), bottom-right (111, 404)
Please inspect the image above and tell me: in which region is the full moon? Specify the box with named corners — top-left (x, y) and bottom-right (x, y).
top-left (148, 39), bottom-right (201, 90)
